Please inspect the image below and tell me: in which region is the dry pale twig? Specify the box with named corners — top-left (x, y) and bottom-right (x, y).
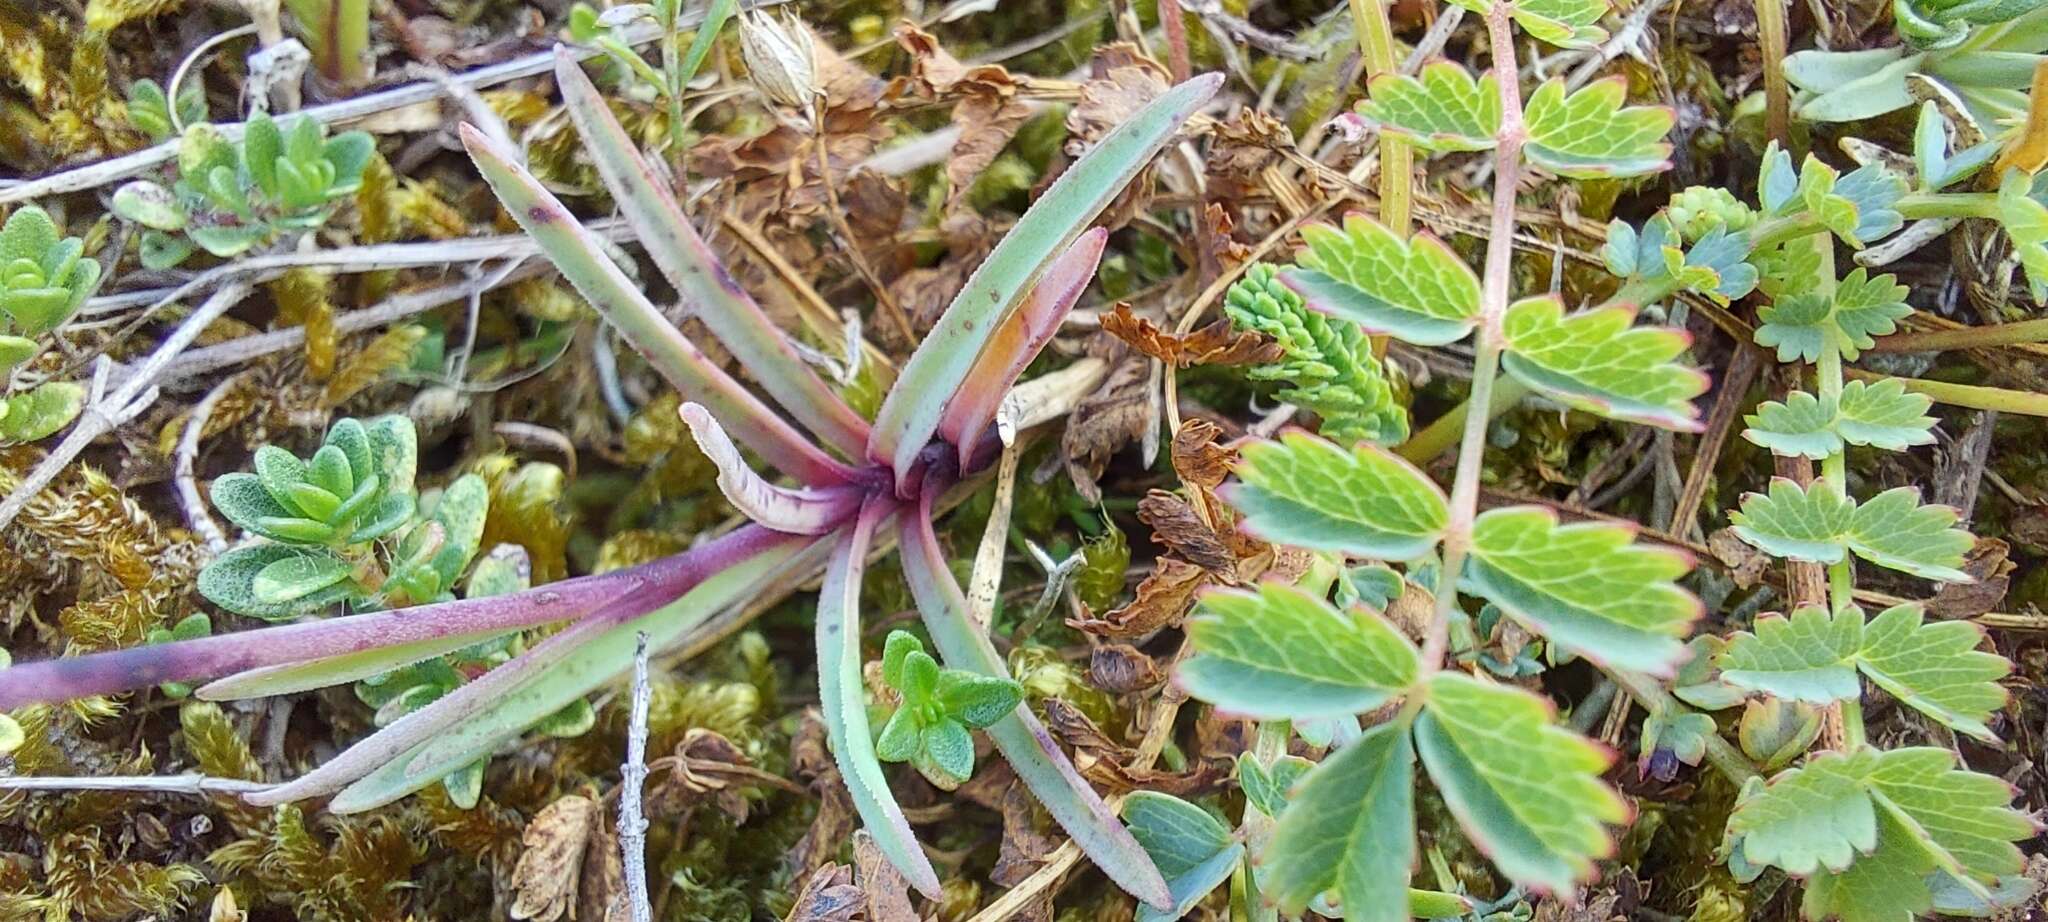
top-left (618, 633), bottom-right (654, 922)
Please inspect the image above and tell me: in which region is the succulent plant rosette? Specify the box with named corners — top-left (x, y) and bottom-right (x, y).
top-left (0, 49), bottom-right (1220, 908)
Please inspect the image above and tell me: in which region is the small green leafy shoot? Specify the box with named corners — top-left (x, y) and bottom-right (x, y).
top-left (874, 630), bottom-right (1023, 789)
top-left (111, 113), bottom-right (375, 268)
top-left (1223, 263), bottom-right (1408, 444)
top-left (0, 205), bottom-right (101, 443)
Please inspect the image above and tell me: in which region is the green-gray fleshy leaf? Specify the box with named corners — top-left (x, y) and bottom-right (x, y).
top-left (1123, 792), bottom-right (1244, 922)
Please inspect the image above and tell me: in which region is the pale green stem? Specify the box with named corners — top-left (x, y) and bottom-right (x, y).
top-left (1608, 668), bottom-right (1761, 784)
top-left (1424, 0), bottom-right (1525, 673)
top-left (1235, 718), bottom-right (1292, 922)
top-left (1872, 316), bottom-right (2048, 352)
top-left (1756, 0), bottom-right (1790, 145)
top-left (1839, 698), bottom-right (1867, 749)
top-left (1350, 0), bottom-right (1412, 236)
top-left (1854, 370), bottom-right (2048, 415)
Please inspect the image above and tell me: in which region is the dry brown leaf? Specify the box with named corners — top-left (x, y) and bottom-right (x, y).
top-left (1061, 354), bottom-right (1151, 502)
top-left (1708, 527), bottom-right (1769, 590)
top-left (990, 777), bottom-right (1059, 886)
top-left (1043, 699), bottom-right (1230, 796)
top-left (1137, 489), bottom-right (1237, 575)
top-left (1067, 55), bottom-right (1172, 149)
top-left (1101, 303), bottom-right (1283, 368)
top-left (578, 821), bottom-right (626, 922)
top-left (1171, 419), bottom-right (1237, 491)
top-left (893, 24), bottom-right (1033, 213)
top-left (783, 865), bottom-right (864, 922)
top-left (1088, 643), bottom-right (1164, 694)
top-left (1928, 537), bottom-right (2014, 619)
top-left (852, 832), bottom-right (918, 922)
top-left (509, 795), bottom-right (597, 922)
top-left (1069, 556), bottom-right (1207, 638)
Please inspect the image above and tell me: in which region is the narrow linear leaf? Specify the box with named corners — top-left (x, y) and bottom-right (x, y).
top-left (1283, 214), bottom-right (1482, 346)
top-left (1178, 582), bottom-right (1420, 720)
top-left (1415, 673), bottom-right (1626, 895)
top-left (816, 499), bottom-right (942, 897)
top-left (679, 402), bottom-right (864, 535)
top-left (900, 484), bottom-right (1172, 910)
top-left (870, 73), bottom-right (1221, 487)
top-left (1219, 430), bottom-right (1450, 559)
top-left (460, 123), bottom-right (859, 488)
top-left (553, 50), bottom-right (870, 457)
top-left (1498, 297), bottom-right (1707, 430)
top-left (1465, 506), bottom-right (1701, 675)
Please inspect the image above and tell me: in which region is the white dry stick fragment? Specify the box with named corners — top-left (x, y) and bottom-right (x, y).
top-left (0, 279), bottom-right (252, 532)
top-left (618, 632), bottom-right (654, 922)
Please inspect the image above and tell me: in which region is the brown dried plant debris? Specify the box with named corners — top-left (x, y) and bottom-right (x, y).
top-left (1101, 302), bottom-right (1283, 368)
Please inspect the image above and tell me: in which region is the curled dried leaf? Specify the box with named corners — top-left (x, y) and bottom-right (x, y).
top-left (1101, 303), bottom-right (1284, 368)
top-left (508, 794), bottom-right (597, 922)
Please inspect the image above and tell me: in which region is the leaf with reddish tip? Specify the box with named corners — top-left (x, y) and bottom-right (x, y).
top-left (294, 528), bottom-right (829, 812)
top-left (553, 50), bottom-right (871, 457)
top-left (817, 497), bottom-right (943, 897)
top-left (901, 479), bottom-right (1173, 910)
top-left (679, 402), bottom-right (864, 535)
top-left (935, 227), bottom-right (1107, 467)
top-left (460, 123), bottom-right (858, 487)
top-left (869, 73), bottom-right (1221, 490)
top-left (0, 547), bottom-right (742, 710)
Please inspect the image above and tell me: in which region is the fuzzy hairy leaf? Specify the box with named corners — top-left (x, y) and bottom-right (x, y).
top-left (1498, 297), bottom-right (1707, 430)
top-left (0, 380), bottom-right (84, 443)
top-left (1263, 721), bottom-right (1416, 920)
top-left (1464, 506), bottom-right (1700, 674)
top-left (1729, 480), bottom-right (1972, 581)
top-left (1179, 582), bottom-right (1420, 720)
top-left (198, 544), bottom-right (358, 620)
top-left (1522, 79), bottom-right (1675, 178)
top-left (1220, 431), bottom-right (1449, 559)
top-left (1356, 63), bottom-right (1500, 152)
top-left (1415, 673), bottom-right (1625, 894)
top-left (1283, 215), bottom-right (1482, 346)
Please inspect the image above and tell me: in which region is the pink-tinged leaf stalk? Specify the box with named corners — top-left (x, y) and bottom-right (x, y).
top-left (680, 402), bottom-right (865, 535)
top-left (936, 227), bottom-right (1108, 468)
top-left (900, 476), bottom-right (1173, 909)
top-left (552, 49), bottom-right (871, 458)
top-left (458, 122), bottom-right (862, 488)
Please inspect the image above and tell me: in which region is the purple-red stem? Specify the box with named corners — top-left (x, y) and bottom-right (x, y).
top-left (1159, 0), bottom-right (1191, 84)
top-left (0, 524), bottom-right (796, 710)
